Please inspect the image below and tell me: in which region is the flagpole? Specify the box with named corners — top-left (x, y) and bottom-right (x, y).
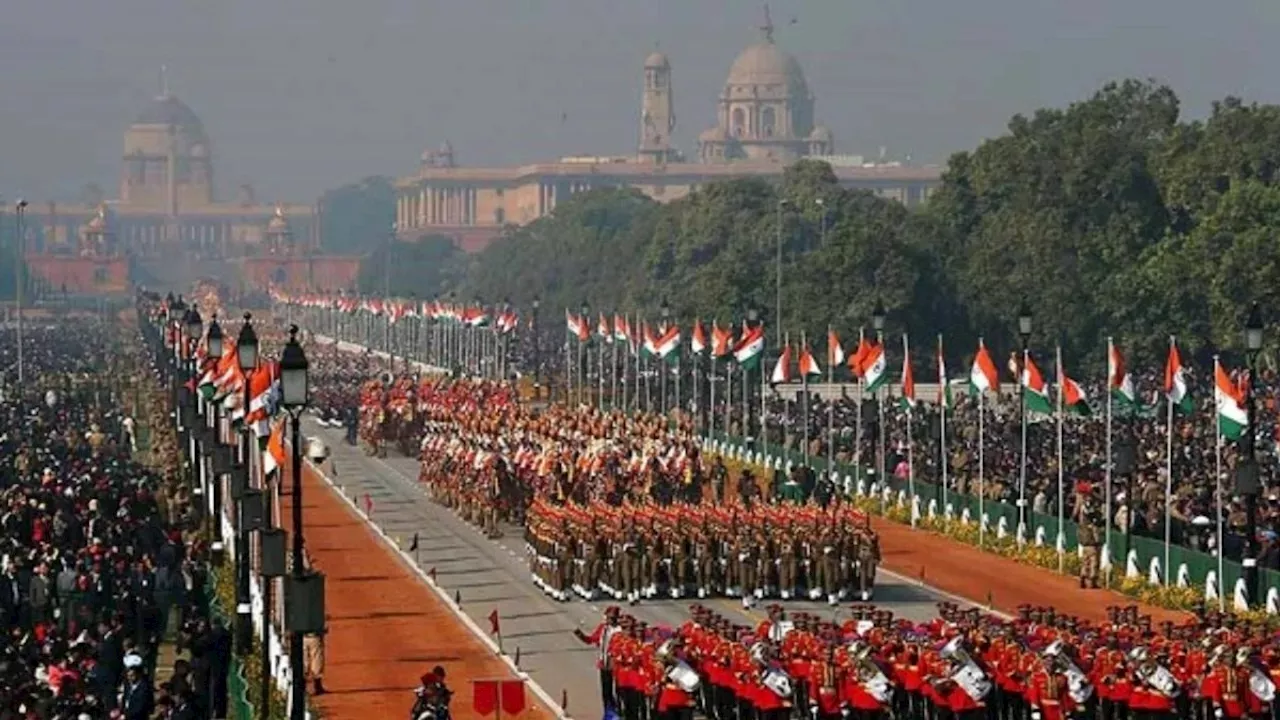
top-left (827, 327), bottom-right (836, 488)
top-left (759, 335), bottom-right (768, 458)
top-left (1164, 335), bottom-right (1175, 586)
top-left (978, 346), bottom-right (986, 550)
top-left (904, 334), bottom-right (915, 528)
top-left (710, 351), bottom-right (717, 439)
top-left (938, 334), bottom-right (948, 518)
top-left (1214, 354), bottom-right (1225, 612)
top-left (676, 340), bottom-right (683, 422)
top-left (876, 329), bottom-right (886, 501)
top-left (801, 332), bottom-right (810, 467)
top-left (633, 312), bottom-right (641, 412)
top-left (1105, 337), bottom-right (1114, 578)
top-left (1056, 344), bottom-right (1065, 573)
top-left (855, 330), bottom-right (864, 490)
top-left (611, 320), bottom-right (618, 411)
top-left (724, 357), bottom-right (733, 440)
top-left (1018, 347), bottom-right (1029, 545)
top-left (597, 327), bottom-right (604, 411)
top-left (564, 318), bottom-right (571, 405)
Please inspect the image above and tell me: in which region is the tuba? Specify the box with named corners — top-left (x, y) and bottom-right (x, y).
top-left (750, 642), bottom-right (793, 699)
top-left (1129, 646), bottom-right (1179, 697)
top-left (655, 640), bottom-right (701, 694)
top-left (1043, 640), bottom-right (1093, 704)
top-left (847, 640), bottom-right (893, 704)
top-left (1235, 647), bottom-right (1277, 703)
top-left (940, 636), bottom-right (993, 702)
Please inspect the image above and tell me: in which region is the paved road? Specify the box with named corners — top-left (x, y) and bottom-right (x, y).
top-left (306, 418), bottom-right (974, 720)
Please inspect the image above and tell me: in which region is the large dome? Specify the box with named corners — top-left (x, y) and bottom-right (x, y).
top-left (726, 42), bottom-right (807, 90)
top-left (133, 94), bottom-right (204, 130)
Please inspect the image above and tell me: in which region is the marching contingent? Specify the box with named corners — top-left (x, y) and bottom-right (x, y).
top-left (576, 601), bottom-right (1280, 720)
top-left (276, 290), bottom-right (1280, 720)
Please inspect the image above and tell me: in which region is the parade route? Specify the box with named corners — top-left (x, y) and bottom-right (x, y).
top-left (304, 419), bottom-right (981, 720)
top-left (281, 437), bottom-right (561, 720)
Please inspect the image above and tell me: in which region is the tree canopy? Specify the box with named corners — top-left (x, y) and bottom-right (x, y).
top-left (392, 80), bottom-right (1280, 370)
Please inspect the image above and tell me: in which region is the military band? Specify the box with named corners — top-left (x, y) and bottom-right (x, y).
top-left (581, 603), bottom-right (1280, 720)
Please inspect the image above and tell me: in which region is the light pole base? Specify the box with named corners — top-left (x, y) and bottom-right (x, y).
top-left (235, 603), bottom-right (253, 654)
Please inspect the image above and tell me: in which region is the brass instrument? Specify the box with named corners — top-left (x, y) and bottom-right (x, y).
top-left (749, 641), bottom-right (793, 699)
top-left (656, 640), bottom-right (701, 694)
top-left (1043, 640), bottom-right (1093, 703)
top-left (1129, 646), bottom-right (1179, 697)
top-left (1234, 647), bottom-right (1277, 703)
top-left (940, 637), bottom-right (993, 702)
top-left (847, 640), bottom-right (893, 704)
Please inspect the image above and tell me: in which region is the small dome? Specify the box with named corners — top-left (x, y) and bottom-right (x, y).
top-left (438, 141), bottom-right (454, 155)
top-left (726, 42), bottom-right (807, 91)
top-left (808, 125), bottom-right (833, 143)
top-left (133, 94), bottom-right (204, 130)
top-left (267, 206), bottom-right (291, 234)
top-left (644, 51), bottom-right (670, 69)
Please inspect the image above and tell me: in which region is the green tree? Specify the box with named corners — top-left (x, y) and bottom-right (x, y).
top-left (318, 176), bottom-right (396, 253)
top-left (358, 234), bottom-right (464, 299)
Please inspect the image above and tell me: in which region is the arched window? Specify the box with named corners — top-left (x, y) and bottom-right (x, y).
top-left (761, 107), bottom-right (776, 137)
top-left (731, 108), bottom-right (746, 137)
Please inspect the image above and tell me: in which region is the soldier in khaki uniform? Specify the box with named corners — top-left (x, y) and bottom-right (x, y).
top-left (304, 629), bottom-right (327, 695)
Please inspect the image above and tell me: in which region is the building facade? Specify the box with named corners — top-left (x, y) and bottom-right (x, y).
top-left (20, 86), bottom-right (352, 293)
top-left (393, 22), bottom-right (942, 251)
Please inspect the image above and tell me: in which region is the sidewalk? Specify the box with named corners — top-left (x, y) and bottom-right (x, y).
top-left (280, 456), bottom-right (559, 720)
top-left (869, 516), bottom-right (1189, 624)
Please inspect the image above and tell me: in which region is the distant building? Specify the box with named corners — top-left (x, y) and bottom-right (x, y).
top-left (393, 18), bottom-right (942, 251)
top-left (20, 78), bottom-right (357, 294)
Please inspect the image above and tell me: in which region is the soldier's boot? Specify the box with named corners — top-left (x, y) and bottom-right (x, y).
top-left (823, 560), bottom-right (840, 605)
top-left (742, 565), bottom-right (758, 608)
top-left (779, 560), bottom-right (795, 600)
top-left (725, 560), bottom-right (740, 597)
top-left (859, 561), bottom-right (876, 601)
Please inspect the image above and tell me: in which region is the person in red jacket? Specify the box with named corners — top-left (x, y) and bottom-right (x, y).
top-left (574, 606), bottom-right (623, 711)
top-left (1026, 659), bottom-right (1072, 720)
top-left (1201, 655), bottom-right (1247, 719)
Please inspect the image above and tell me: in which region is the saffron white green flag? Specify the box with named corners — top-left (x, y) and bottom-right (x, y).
top-left (861, 342), bottom-right (888, 392)
top-left (1214, 359), bottom-right (1247, 441)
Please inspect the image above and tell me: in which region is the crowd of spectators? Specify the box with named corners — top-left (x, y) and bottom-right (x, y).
top-left (0, 321), bottom-right (227, 719)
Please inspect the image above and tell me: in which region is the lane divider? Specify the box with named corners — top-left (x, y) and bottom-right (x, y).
top-left (305, 457), bottom-right (572, 719)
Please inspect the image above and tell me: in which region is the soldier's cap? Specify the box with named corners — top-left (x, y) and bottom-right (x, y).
top-left (766, 604), bottom-right (784, 615)
top-left (605, 606), bottom-right (621, 618)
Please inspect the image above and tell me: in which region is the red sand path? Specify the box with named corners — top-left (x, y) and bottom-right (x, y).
top-left (280, 462), bottom-right (557, 720)
top-left (869, 516), bottom-right (1188, 624)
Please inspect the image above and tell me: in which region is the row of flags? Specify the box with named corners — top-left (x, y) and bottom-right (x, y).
top-left (563, 307), bottom-right (1251, 442)
top-left (183, 325), bottom-right (290, 477)
top-left (271, 290), bottom-right (519, 334)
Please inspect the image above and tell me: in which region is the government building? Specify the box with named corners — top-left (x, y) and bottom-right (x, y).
top-left (393, 21), bottom-right (943, 251)
top-left (26, 89), bottom-right (316, 258)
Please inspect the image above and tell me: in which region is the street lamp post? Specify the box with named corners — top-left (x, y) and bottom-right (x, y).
top-left (235, 313), bottom-right (259, 657)
top-left (14, 199), bottom-right (27, 386)
top-left (207, 315), bottom-right (224, 548)
top-left (1243, 302), bottom-right (1264, 604)
top-left (747, 307), bottom-right (760, 451)
top-left (579, 301), bottom-right (590, 407)
top-left (775, 199), bottom-right (788, 343)
top-left (1017, 302), bottom-right (1033, 543)
top-left (279, 324), bottom-right (311, 720)
top-left (532, 296), bottom-right (541, 400)
top-left (661, 300), bottom-right (671, 415)
top-left (872, 302), bottom-right (887, 493)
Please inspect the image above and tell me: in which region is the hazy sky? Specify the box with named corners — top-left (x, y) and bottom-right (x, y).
top-left (1, 0), bottom-right (1276, 204)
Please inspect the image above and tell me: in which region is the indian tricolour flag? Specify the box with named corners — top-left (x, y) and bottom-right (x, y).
top-left (860, 341), bottom-right (889, 392)
top-left (771, 342), bottom-right (793, 385)
top-left (711, 322), bottom-right (733, 358)
top-left (827, 328), bottom-right (845, 368)
top-left (691, 320), bottom-right (707, 355)
top-left (733, 325), bottom-right (765, 369)
top-left (969, 338), bottom-right (999, 394)
top-left (1108, 338), bottom-right (1138, 409)
top-left (900, 336), bottom-right (916, 411)
top-left (1214, 359), bottom-right (1248, 441)
top-left (1164, 337), bottom-right (1193, 414)
top-left (1056, 347), bottom-right (1090, 416)
top-left (565, 310), bottom-right (588, 342)
top-left (799, 343), bottom-right (821, 378)
top-left (1021, 352), bottom-right (1053, 414)
top-left (654, 327), bottom-right (681, 363)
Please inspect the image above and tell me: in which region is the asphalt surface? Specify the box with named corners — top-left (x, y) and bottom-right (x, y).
top-left (305, 418), bottom-right (970, 720)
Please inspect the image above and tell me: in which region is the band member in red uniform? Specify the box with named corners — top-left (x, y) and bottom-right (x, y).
top-left (575, 606), bottom-right (623, 711)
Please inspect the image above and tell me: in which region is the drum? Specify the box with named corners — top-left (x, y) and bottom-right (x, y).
top-left (864, 675), bottom-right (892, 704)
